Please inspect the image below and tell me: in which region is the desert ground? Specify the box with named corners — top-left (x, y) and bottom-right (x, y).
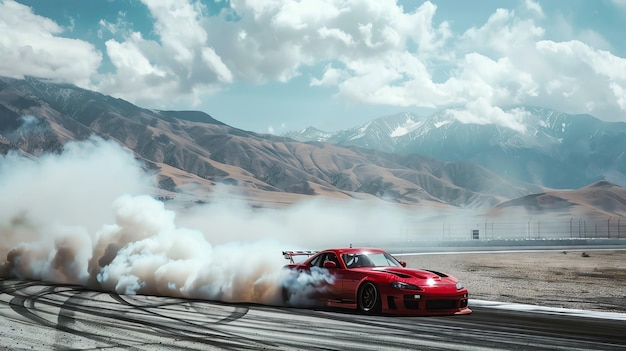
top-left (402, 249), bottom-right (626, 313)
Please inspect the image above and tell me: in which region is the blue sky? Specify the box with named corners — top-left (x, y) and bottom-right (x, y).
top-left (2, 0), bottom-right (626, 134)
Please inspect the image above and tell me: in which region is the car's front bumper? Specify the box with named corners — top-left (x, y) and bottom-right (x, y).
top-left (380, 288), bottom-right (472, 315)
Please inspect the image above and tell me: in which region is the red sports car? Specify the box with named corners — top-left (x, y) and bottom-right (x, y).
top-left (281, 247), bottom-right (471, 315)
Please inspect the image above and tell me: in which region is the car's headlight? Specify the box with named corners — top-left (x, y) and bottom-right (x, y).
top-left (391, 281), bottom-right (421, 290)
top-left (456, 281), bottom-right (464, 290)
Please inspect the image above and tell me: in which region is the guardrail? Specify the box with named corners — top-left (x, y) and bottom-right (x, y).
top-left (387, 216), bottom-right (626, 241)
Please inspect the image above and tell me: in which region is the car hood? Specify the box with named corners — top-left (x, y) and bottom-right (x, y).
top-left (368, 267), bottom-right (457, 283)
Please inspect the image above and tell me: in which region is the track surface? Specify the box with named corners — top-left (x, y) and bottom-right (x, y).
top-left (1, 279), bottom-right (625, 350)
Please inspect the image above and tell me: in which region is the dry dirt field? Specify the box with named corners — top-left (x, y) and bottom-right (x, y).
top-left (403, 249), bottom-right (626, 313)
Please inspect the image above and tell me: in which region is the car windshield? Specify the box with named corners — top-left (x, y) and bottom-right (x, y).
top-left (341, 252), bottom-right (402, 268)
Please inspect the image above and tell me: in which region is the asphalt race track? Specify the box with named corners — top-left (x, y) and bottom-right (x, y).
top-left (1, 279), bottom-right (625, 350)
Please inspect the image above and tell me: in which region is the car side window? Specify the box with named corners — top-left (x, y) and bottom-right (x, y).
top-left (308, 254), bottom-right (322, 267)
top-left (342, 254), bottom-right (375, 268)
top-left (343, 254), bottom-right (357, 268)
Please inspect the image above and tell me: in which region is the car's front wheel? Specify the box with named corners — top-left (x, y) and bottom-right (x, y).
top-left (357, 282), bottom-right (381, 314)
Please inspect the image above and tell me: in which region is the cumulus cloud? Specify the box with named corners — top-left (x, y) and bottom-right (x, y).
top-left (96, 0), bottom-right (232, 107)
top-left (0, 0), bottom-right (101, 86)
top-left (307, 3), bottom-right (626, 126)
top-left (204, 0), bottom-right (626, 127)
top-left (459, 9), bottom-right (545, 56)
top-left (529, 40), bottom-right (626, 119)
top-left (94, 0), bottom-right (453, 109)
top-left (445, 100), bottom-right (530, 133)
top-left (550, 14), bottom-right (612, 52)
top-left (3, 0), bottom-right (626, 130)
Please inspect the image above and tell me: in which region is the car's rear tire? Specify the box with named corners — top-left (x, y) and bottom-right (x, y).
top-left (357, 282), bottom-right (381, 314)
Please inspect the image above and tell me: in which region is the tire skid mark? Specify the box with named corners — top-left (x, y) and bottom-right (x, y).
top-left (56, 289), bottom-right (132, 349)
top-left (274, 306), bottom-right (433, 334)
top-left (111, 293), bottom-right (241, 325)
top-left (273, 305), bottom-right (626, 351)
top-left (9, 295), bottom-right (57, 328)
top-left (4, 282), bottom-right (264, 349)
top-left (0, 279), bottom-right (41, 294)
top-left (4, 279), bottom-right (626, 350)
top-left (109, 293), bottom-right (270, 348)
top-left (215, 306), bottom-right (249, 324)
top-left (8, 285), bottom-right (131, 349)
top-left (118, 296), bottom-right (252, 325)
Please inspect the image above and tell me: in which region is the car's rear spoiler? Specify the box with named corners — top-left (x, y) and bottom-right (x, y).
top-left (282, 250), bottom-right (317, 263)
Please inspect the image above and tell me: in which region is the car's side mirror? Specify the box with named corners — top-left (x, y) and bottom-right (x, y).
top-left (400, 261), bottom-right (406, 267)
top-left (323, 261), bottom-right (337, 269)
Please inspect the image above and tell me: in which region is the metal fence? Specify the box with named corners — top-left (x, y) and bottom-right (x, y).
top-left (404, 216), bottom-right (626, 241)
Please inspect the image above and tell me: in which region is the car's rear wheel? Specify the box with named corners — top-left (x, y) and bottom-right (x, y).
top-left (357, 282), bottom-right (380, 314)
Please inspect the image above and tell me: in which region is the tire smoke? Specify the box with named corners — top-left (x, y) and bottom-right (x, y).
top-left (3, 137), bottom-right (408, 306)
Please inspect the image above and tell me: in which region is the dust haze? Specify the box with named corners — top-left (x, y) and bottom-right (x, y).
top-left (0, 136), bottom-right (503, 305)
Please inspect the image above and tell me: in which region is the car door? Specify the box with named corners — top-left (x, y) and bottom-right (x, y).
top-left (316, 252), bottom-right (342, 300)
top-left (337, 253), bottom-right (363, 302)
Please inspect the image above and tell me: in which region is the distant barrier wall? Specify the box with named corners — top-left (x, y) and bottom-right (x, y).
top-left (381, 216), bottom-right (626, 241)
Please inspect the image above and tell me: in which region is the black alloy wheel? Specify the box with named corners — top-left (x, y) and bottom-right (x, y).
top-left (357, 282), bottom-right (380, 313)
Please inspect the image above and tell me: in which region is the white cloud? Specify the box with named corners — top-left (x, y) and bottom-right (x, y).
top-left (202, 47), bottom-right (234, 83)
top-left (310, 64), bottom-right (348, 86)
top-left (144, 0), bottom-right (208, 65)
top-left (611, 82), bottom-right (626, 109)
top-left (459, 8), bottom-right (544, 56)
top-left (445, 99), bottom-right (529, 133)
top-left (530, 40), bottom-right (626, 120)
top-left (524, 0), bottom-right (544, 17)
top-left (96, 0), bottom-right (232, 107)
top-left (96, 33), bottom-right (177, 103)
top-left (0, 0), bottom-right (101, 86)
top-left (318, 26), bottom-right (355, 47)
top-left (301, 2), bottom-right (626, 128)
top-left (205, 0), bottom-right (450, 85)
top-left (612, 0), bottom-right (626, 11)
top-left (330, 51), bottom-right (446, 107)
top-left (261, 4), bottom-right (549, 128)
top-left (2, 0), bottom-right (626, 130)
top-left (269, 0), bottom-right (342, 30)
top-left (551, 14), bottom-right (612, 51)
top-left (449, 53), bottom-right (538, 105)
top-left (106, 34), bottom-right (166, 77)
top-left (98, 11), bottom-right (131, 39)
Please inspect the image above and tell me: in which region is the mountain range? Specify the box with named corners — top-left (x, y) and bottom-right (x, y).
top-left (284, 109), bottom-right (626, 190)
top-left (1, 76), bottom-right (625, 217)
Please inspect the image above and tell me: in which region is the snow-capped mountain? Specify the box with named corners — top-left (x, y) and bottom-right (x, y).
top-left (282, 126), bottom-right (334, 142)
top-left (1, 76), bottom-right (548, 208)
top-left (283, 107), bottom-right (626, 189)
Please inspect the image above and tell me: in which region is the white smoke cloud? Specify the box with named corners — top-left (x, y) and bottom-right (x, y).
top-left (91, 194), bottom-right (290, 304)
top-left (0, 137), bottom-right (380, 306)
top-left (175, 191), bottom-right (420, 248)
top-left (0, 136), bottom-right (152, 236)
top-left (281, 266), bottom-right (335, 307)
